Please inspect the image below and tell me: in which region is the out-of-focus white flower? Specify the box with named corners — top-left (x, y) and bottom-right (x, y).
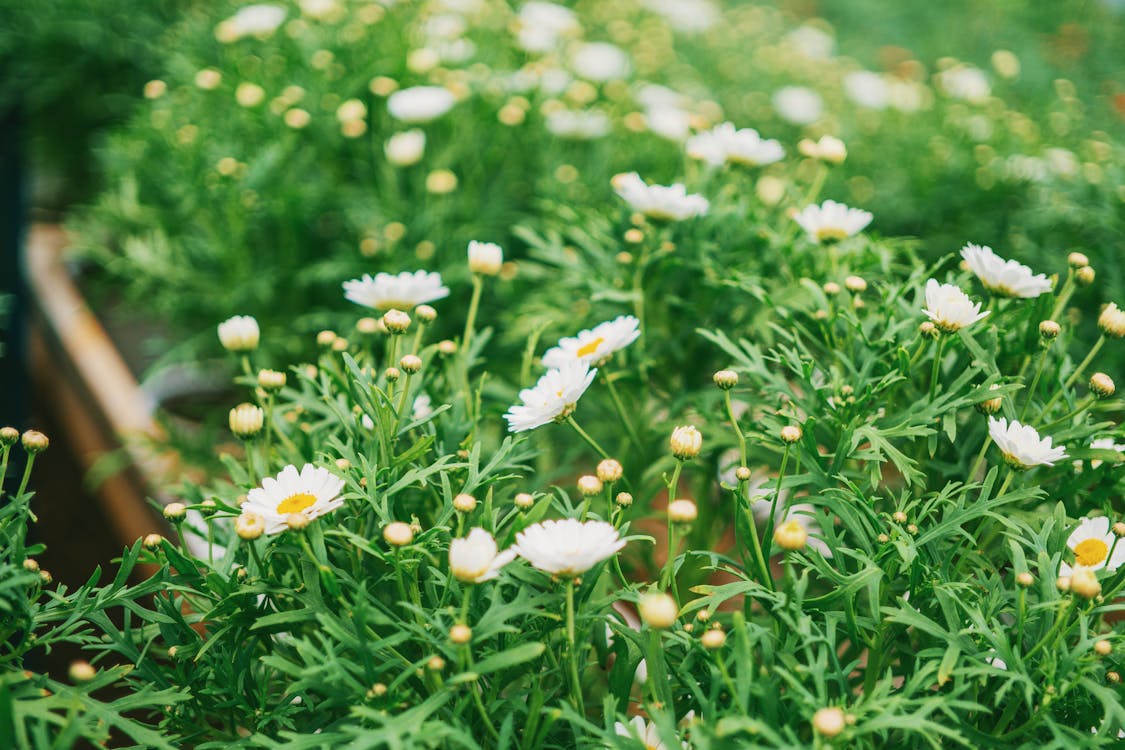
top-left (545, 108), bottom-right (611, 139)
top-left (642, 0), bottom-right (719, 32)
top-left (960, 243), bottom-right (1051, 298)
top-left (985, 654), bottom-right (1008, 670)
top-left (343, 271), bottom-right (450, 311)
top-left (1044, 148), bottom-right (1079, 177)
top-left (449, 528), bottom-right (517, 582)
top-left (512, 518), bottom-right (625, 575)
top-left (570, 42), bottom-right (631, 82)
top-left (467, 240), bottom-right (503, 275)
top-left (938, 65), bottom-right (990, 103)
top-left (515, 1), bottom-right (579, 53)
top-left (218, 315), bottom-right (260, 351)
top-left (412, 393), bottom-right (434, 421)
top-left (1059, 516), bottom-right (1125, 576)
top-left (844, 71), bottom-right (890, 110)
top-left (504, 361), bottom-right (597, 432)
top-left (635, 84), bottom-right (687, 111)
top-left (423, 13), bottom-right (467, 40)
top-left (686, 122), bottom-right (785, 168)
top-left (298, 0), bottom-right (341, 20)
top-left (773, 86), bottom-right (823, 125)
top-left (644, 106), bottom-right (692, 142)
top-left (542, 315), bottom-right (641, 368)
top-left (241, 464), bottom-right (346, 534)
top-left (387, 86), bottom-right (456, 123)
top-left (988, 417), bottom-right (1067, 470)
top-left (215, 4), bottom-right (287, 42)
top-left (922, 279), bottom-right (989, 332)
top-left (385, 129), bottom-right (426, 166)
top-left (1083, 437), bottom-right (1125, 470)
top-left (612, 172), bottom-right (709, 221)
top-left (888, 80), bottom-right (929, 112)
top-left (785, 25), bottom-right (835, 59)
top-left (792, 200), bottom-right (872, 243)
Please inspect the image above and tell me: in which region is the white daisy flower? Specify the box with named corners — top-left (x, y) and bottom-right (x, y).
top-left (515, 1), bottom-right (579, 53)
top-left (987, 417), bottom-right (1067, 470)
top-left (614, 716), bottom-right (675, 750)
top-left (1059, 516), bottom-right (1125, 576)
top-left (412, 393), bottom-right (434, 421)
top-left (544, 108), bottom-right (611, 140)
top-left (218, 315), bottom-right (260, 352)
top-left (570, 42), bottom-right (630, 82)
top-left (792, 200), bottom-right (873, 243)
top-left (960, 243), bottom-right (1052, 298)
top-left (772, 86), bottom-right (823, 125)
top-left (504, 361), bottom-right (596, 432)
top-left (1085, 437), bottom-right (1125, 470)
top-left (686, 123), bottom-right (785, 168)
top-left (449, 528), bottom-right (517, 583)
top-left (241, 464), bottom-right (346, 534)
top-left (642, 0), bottom-right (718, 32)
top-left (644, 106), bottom-right (692, 142)
top-left (938, 65), bottom-right (990, 103)
top-left (343, 270), bottom-right (449, 311)
top-left (386, 86), bottom-right (456, 123)
top-left (922, 279), bottom-right (989, 332)
top-left (611, 172), bottom-right (709, 221)
top-left (216, 4), bottom-right (286, 42)
top-left (512, 518), bottom-right (625, 576)
top-left (541, 315), bottom-right (640, 368)
top-left (843, 71), bottom-right (890, 110)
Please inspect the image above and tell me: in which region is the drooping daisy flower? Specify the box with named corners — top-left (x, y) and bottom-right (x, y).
top-left (686, 123), bottom-right (785, 168)
top-left (449, 528), bottom-right (517, 583)
top-left (241, 464), bottom-right (346, 534)
top-left (512, 518), bottom-right (625, 576)
top-left (922, 279), bottom-right (989, 332)
top-left (504, 361), bottom-right (596, 432)
top-left (792, 200), bottom-right (873, 243)
top-left (541, 315), bottom-right (640, 368)
top-left (960, 243), bottom-right (1052, 298)
top-left (343, 270), bottom-right (449, 311)
top-left (987, 417), bottom-right (1067, 469)
top-left (614, 716), bottom-right (680, 750)
top-left (386, 86), bottom-right (456, 123)
top-left (612, 172), bottom-right (709, 221)
top-left (1059, 516), bottom-right (1125, 576)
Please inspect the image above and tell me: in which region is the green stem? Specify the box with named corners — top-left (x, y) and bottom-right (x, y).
top-left (1019, 343), bottom-right (1054, 420)
top-left (14, 454), bottom-right (36, 500)
top-left (564, 581), bottom-right (584, 714)
top-left (566, 416), bottom-right (609, 460)
top-left (0, 444), bottom-right (12, 492)
top-left (603, 373), bottom-right (643, 456)
top-left (762, 446), bottom-right (791, 561)
top-left (461, 275), bottom-right (484, 358)
top-left (929, 335), bottom-right (946, 401)
top-left (662, 524), bottom-right (680, 596)
top-left (724, 391), bottom-right (748, 468)
top-left (410, 322), bottom-right (427, 356)
top-left (738, 483), bottom-right (774, 592)
top-left (1038, 335), bottom-right (1104, 422)
top-left (1047, 271), bottom-right (1075, 324)
top-left (968, 437), bottom-right (992, 483)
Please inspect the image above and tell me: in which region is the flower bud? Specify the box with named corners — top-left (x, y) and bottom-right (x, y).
top-left (615, 492), bottom-right (633, 507)
top-left (236, 513), bottom-right (265, 540)
top-left (665, 498), bottom-right (696, 524)
top-left (382, 309), bottom-right (411, 334)
top-left (415, 304), bottom-right (437, 323)
top-left (596, 459), bottom-right (623, 483)
top-left (1015, 572), bottom-right (1034, 588)
top-left (1114, 522), bottom-right (1125, 538)
top-left (1095, 639), bottom-right (1112, 656)
top-left (143, 533), bottom-right (164, 550)
top-left (317, 330), bottom-right (338, 347)
top-left (701, 628), bottom-right (726, 650)
top-left (713, 370), bottom-right (739, 389)
top-left (285, 512), bottom-right (311, 531)
top-left (1070, 566), bottom-right (1101, 599)
top-left (1076, 266), bottom-right (1096, 286)
top-left (163, 502), bottom-right (187, 522)
top-left (1090, 372), bottom-right (1115, 398)
top-left (774, 519), bottom-right (808, 551)
top-left (1039, 320), bottom-right (1060, 340)
top-left (383, 521), bottom-right (414, 546)
top-left (21, 430), bottom-right (49, 454)
top-left (449, 624), bottom-right (472, 644)
top-left (384, 129), bottom-right (426, 166)
top-left (577, 475), bottom-right (603, 496)
top-left (514, 492), bottom-right (535, 509)
top-left (468, 240), bottom-right (503, 276)
top-left (218, 315), bottom-right (260, 352)
top-left (975, 384), bottom-right (1003, 414)
top-left (823, 281), bottom-right (841, 295)
top-left (844, 275), bottom-right (867, 293)
top-left (734, 466), bottom-right (752, 482)
top-left (892, 511), bottom-right (907, 524)
top-left (427, 655), bottom-right (446, 671)
top-left (1068, 251), bottom-right (1089, 268)
top-left (331, 337), bottom-right (349, 352)
top-left (68, 661), bottom-right (96, 683)
top-left (638, 592), bottom-right (678, 629)
top-left (399, 354), bottom-right (422, 374)
top-left (39, 569), bottom-right (53, 585)
top-left (919, 320), bottom-right (937, 338)
top-left (22, 558), bottom-right (39, 572)
top-left (356, 317), bottom-right (380, 334)
top-left (780, 425), bottom-right (802, 444)
top-left (1056, 575), bottom-right (1071, 592)
top-left (258, 369), bottom-right (286, 392)
top-left (437, 339), bottom-right (457, 355)
top-left (812, 707), bottom-right (846, 738)
top-left (453, 493), bottom-right (477, 513)
top-left (335, 458), bottom-right (351, 471)
top-left (229, 403), bottom-right (265, 439)
top-left (670, 425), bottom-right (702, 460)
top-left (384, 367), bottom-right (401, 383)
top-left (0, 426), bottom-right (18, 446)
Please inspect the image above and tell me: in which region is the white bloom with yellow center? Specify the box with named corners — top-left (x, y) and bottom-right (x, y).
top-left (686, 123), bottom-right (785, 168)
top-left (504, 361), bottom-right (596, 432)
top-left (1059, 516), bottom-right (1125, 576)
top-left (541, 315), bottom-right (640, 368)
top-left (512, 518), bottom-right (625, 576)
top-left (987, 417), bottom-right (1067, 469)
top-left (922, 279), bottom-right (989, 332)
top-left (614, 716), bottom-right (682, 750)
top-left (960, 243), bottom-right (1052, 298)
top-left (386, 86), bottom-right (456, 123)
top-left (792, 200), bottom-right (873, 244)
top-left (612, 172), bottom-right (709, 221)
top-left (343, 271), bottom-right (449, 311)
top-left (241, 464), bottom-right (346, 534)
top-left (449, 528), bottom-right (516, 583)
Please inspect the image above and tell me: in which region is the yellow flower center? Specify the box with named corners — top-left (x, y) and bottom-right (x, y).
top-left (277, 492), bottom-right (317, 515)
top-left (576, 337), bottom-right (605, 358)
top-left (815, 227), bottom-right (848, 242)
top-left (1075, 538), bottom-right (1109, 567)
